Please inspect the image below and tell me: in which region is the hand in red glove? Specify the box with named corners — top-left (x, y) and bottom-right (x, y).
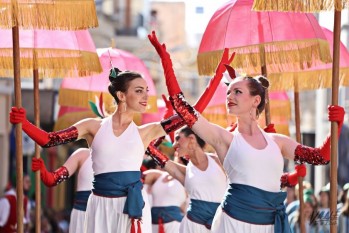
top-left (195, 49), bottom-right (235, 113)
top-left (328, 105), bottom-right (345, 137)
top-left (264, 123), bottom-right (276, 133)
top-left (162, 94), bottom-right (174, 119)
top-left (280, 164), bottom-right (306, 188)
top-left (148, 31), bottom-right (181, 96)
top-left (32, 157), bottom-right (69, 187)
top-left (9, 106), bottom-right (27, 124)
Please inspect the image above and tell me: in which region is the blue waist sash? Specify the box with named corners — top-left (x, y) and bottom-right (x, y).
top-left (73, 190), bottom-right (91, 211)
top-left (151, 206), bottom-right (183, 224)
top-left (186, 199), bottom-right (220, 229)
top-left (92, 171), bottom-right (144, 218)
top-left (222, 183), bottom-right (290, 233)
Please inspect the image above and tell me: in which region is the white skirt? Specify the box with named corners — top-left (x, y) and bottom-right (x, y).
top-left (211, 207), bottom-right (274, 233)
top-left (69, 208), bottom-right (85, 233)
top-left (84, 190), bottom-right (151, 233)
top-left (179, 215), bottom-right (211, 233)
top-left (152, 221), bottom-right (180, 233)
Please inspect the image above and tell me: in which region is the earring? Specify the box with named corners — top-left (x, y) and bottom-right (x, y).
top-left (119, 101), bottom-right (127, 113)
top-left (256, 108), bottom-right (260, 120)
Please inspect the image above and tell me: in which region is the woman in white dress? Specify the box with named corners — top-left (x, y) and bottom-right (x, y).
top-left (143, 167), bottom-right (187, 233)
top-left (31, 148), bottom-right (93, 233)
top-left (148, 30), bottom-right (345, 233)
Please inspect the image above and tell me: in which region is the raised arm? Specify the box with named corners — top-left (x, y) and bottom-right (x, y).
top-left (148, 31), bottom-right (233, 159)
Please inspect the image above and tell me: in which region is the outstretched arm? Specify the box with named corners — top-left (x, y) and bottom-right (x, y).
top-left (277, 105), bottom-right (345, 165)
top-left (31, 148), bottom-right (90, 187)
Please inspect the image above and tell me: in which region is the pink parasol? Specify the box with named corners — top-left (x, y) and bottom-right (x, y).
top-left (56, 48), bottom-right (158, 130)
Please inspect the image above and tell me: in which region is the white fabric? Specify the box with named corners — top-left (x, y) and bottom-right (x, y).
top-left (211, 208), bottom-right (274, 233)
top-left (223, 128), bottom-right (284, 192)
top-left (152, 221), bottom-right (181, 233)
top-left (151, 172), bottom-right (186, 207)
top-left (76, 153), bottom-right (94, 191)
top-left (179, 215), bottom-right (211, 233)
top-left (91, 116), bottom-right (144, 174)
top-left (69, 209), bottom-right (85, 233)
top-left (184, 154), bottom-right (228, 202)
top-left (212, 127), bottom-right (284, 233)
top-left (84, 189), bottom-right (151, 233)
top-left (0, 189), bottom-right (30, 226)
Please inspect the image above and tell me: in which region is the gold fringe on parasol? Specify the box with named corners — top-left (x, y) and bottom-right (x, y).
top-left (0, 49), bottom-right (102, 78)
top-left (268, 67), bottom-right (349, 92)
top-left (252, 0), bottom-right (349, 12)
top-left (58, 89), bottom-right (158, 113)
top-left (0, 0), bottom-right (98, 29)
top-left (197, 39), bottom-right (332, 76)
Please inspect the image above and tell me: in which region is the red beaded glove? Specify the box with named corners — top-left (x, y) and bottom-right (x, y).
top-left (10, 107), bottom-right (78, 147)
top-left (294, 105), bottom-right (345, 164)
top-left (145, 142), bottom-right (169, 168)
top-left (31, 158), bottom-right (69, 187)
top-left (280, 164), bottom-right (306, 188)
top-left (162, 94), bottom-right (175, 143)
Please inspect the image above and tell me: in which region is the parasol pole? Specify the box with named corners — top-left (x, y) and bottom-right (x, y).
top-left (259, 46), bottom-right (271, 125)
top-left (329, 7), bottom-right (341, 233)
top-left (294, 78), bottom-right (306, 233)
top-left (33, 67), bottom-right (41, 233)
top-left (12, 2), bottom-right (24, 232)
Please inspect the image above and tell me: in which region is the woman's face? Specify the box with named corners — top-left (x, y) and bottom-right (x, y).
top-left (173, 131), bottom-right (191, 158)
top-left (226, 79), bottom-right (258, 116)
top-left (124, 78), bottom-right (149, 112)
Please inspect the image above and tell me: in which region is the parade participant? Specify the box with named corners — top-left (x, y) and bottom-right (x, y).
top-left (0, 174), bottom-right (31, 233)
top-left (31, 148), bottom-right (93, 233)
top-left (9, 46), bottom-right (235, 232)
top-left (148, 30), bottom-right (345, 233)
top-left (143, 168), bottom-right (187, 233)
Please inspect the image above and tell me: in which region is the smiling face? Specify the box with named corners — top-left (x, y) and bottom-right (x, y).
top-left (173, 131), bottom-right (192, 158)
top-left (122, 77), bottom-right (149, 113)
top-left (226, 78), bottom-right (261, 117)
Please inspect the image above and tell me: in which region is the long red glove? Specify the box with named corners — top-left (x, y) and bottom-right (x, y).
top-left (294, 105), bottom-right (345, 164)
top-left (162, 94), bottom-right (175, 143)
top-left (280, 164), bottom-right (307, 188)
top-left (145, 142), bottom-right (169, 168)
top-left (31, 158), bottom-right (69, 187)
top-left (10, 107), bottom-right (78, 147)
top-left (263, 123), bottom-right (276, 133)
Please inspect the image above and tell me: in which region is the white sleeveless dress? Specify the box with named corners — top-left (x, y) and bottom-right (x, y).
top-left (211, 128), bottom-right (284, 233)
top-left (84, 116), bottom-right (151, 233)
top-left (151, 172), bottom-right (187, 233)
top-left (180, 154), bottom-right (228, 233)
top-left (69, 150), bottom-right (93, 233)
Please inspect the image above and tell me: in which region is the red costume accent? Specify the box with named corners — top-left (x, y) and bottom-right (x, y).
top-left (169, 93), bottom-right (199, 128)
top-left (280, 164), bottom-right (307, 188)
top-left (145, 143), bottom-right (169, 168)
top-left (31, 158), bottom-right (69, 187)
top-left (0, 194), bottom-right (28, 233)
top-left (294, 105), bottom-right (344, 164)
top-left (9, 107), bottom-right (78, 147)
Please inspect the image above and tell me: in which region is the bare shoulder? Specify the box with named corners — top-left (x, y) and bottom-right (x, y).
top-left (70, 148), bottom-right (90, 160)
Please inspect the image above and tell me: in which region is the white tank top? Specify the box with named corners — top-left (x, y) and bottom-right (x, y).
top-left (151, 172), bottom-right (186, 207)
top-left (91, 116), bottom-right (144, 175)
top-left (223, 128), bottom-right (284, 192)
top-left (184, 154), bottom-right (228, 202)
top-left (76, 152), bottom-right (94, 191)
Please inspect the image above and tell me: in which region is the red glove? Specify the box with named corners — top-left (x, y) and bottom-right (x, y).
top-left (31, 158), bottom-right (69, 187)
top-left (10, 107), bottom-right (79, 147)
top-left (195, 49), bottom-right (235, 113)
top-left (264, 123), bottom-right (276, 133)
top-left (162, 94), bottom-right (175, 143)
top-left (145, 141), bottom-right (169, 168)
top-left (148, 31), bottom-right (180, 96)
top-left (10, 107), bottom-right (50, 146)
top-left (294, 105), bottom-right (345, 164)
top-left (280, 164), bottom-right (306, 188)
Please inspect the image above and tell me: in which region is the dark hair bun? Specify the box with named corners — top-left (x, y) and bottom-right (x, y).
top-left (256, 75), bottom-right (269, 89)
top-left (109, 67), bottom-right (122, 82)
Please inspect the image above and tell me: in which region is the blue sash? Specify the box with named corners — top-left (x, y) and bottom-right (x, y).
top-left (73, 190), bottom-right (91, 211)
top-left (151, 206), bottom-right (183, 224)
top-left (92, 171), bottom-right (144, 218)
top-left (186, 199), bottom-right (220, 229)
top-left (222, 183), bottom-right (290, 233)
